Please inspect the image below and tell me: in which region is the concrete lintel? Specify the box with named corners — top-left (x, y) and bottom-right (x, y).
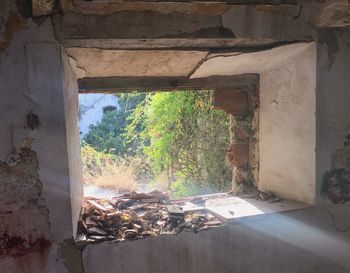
top-left (63, 38), bottom-right (287, 50)
top-left (78, 75), bottom-right (259, 93)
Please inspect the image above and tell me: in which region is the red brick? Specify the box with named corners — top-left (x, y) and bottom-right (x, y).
top-left (227, 143), bottom-right (249, 168)
top-left (213, 87), bottom-right (249, 116)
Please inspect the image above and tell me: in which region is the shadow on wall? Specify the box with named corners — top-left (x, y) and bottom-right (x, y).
top-left (322, 136), bottom-right (350, 204)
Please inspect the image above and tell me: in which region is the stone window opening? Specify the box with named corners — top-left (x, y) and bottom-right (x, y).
top-left (75, 75), bottom-right (313, 245)
top-left (68, 43), bottom-right (316, 245)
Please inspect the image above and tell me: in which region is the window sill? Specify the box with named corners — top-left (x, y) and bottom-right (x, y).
top-left (175, 193), bottom-right (310, 223)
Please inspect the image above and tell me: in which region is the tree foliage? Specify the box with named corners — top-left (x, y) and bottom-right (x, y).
top-left (83, 90), bottom-right (232, 196)
top-left (83, 93), bottom-right (146, 156)
top-left (125, 90), bottom-right (232, 195)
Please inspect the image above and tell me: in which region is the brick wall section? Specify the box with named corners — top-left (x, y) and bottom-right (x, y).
top-left (214, 85), bottom-right (259, 190)
top-left (212, 88), bottom-right (249, 115)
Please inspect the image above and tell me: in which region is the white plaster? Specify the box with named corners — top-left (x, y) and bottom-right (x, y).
top-left (191, 43), bottom-right (313, 78)
top-left (62, 48), bottom-right (84, 238)
top-left (259, 43), bottom-right (316, 204)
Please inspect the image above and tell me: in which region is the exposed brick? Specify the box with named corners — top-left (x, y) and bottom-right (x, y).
top-left (227, 143), bottom-right (249, 168)
top-left (213, 87), bottom-right (248, 116)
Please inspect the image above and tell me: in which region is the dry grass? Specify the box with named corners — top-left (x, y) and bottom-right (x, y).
top-left (81, 145), bottom-right (138, 193)
top-left (92, 172), bottom-right (137, 193)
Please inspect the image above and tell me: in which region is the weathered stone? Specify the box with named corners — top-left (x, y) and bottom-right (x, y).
top-left (213, 87), bottom-right (248, 116)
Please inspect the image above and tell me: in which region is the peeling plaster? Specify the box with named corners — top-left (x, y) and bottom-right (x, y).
top-left (0, 148), bottom-right (51, 258)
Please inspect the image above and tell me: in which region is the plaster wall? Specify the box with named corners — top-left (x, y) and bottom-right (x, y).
top-left (0, 3), bottom-right (80, 272)
top-left (259, 43), bottom-right (316, 204)
top-left (62, 49), bottom-right (84, 238)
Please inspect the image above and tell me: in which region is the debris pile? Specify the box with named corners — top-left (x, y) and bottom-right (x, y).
top-left (77, 190), bottom-right (223, 244)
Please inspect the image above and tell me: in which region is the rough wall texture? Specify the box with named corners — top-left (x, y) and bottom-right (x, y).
top-left (0, 148), bottom-right (51, 258)
top-left (0, 2), bottom-right (81, 272)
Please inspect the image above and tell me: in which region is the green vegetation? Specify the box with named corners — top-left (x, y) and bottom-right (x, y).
top-left (82, 90), bottom-right (232, 197)
top-left (83, 94), bottom-right (146, 156)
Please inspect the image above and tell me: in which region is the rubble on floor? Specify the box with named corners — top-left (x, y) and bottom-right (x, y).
top-left (77, 190), bottom-right (224, 245)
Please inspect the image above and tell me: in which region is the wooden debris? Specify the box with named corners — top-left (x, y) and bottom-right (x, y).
top-left (77, 191), bottom-right (224, 244)
top-left (87, 199), bottom-right (111, 212)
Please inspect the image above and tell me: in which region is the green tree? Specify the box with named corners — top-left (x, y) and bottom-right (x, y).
top-left (83, 93), bottom-right (146, 156)
top-left (125, 90), bottom-right (232, 196)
